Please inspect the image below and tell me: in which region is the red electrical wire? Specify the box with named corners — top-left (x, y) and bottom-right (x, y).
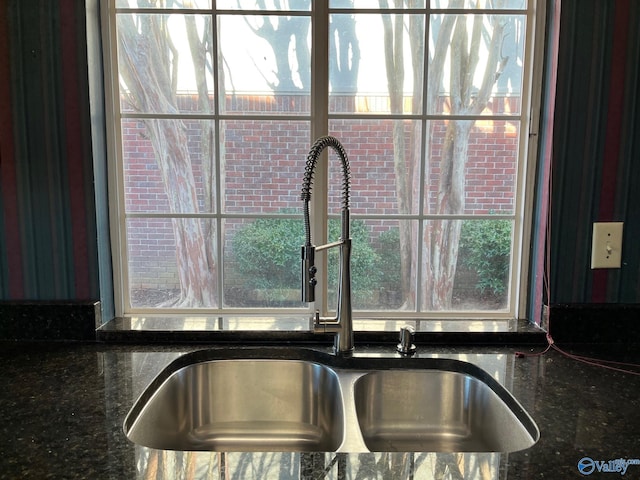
top-left (516, 332), bottom-right (640, 376)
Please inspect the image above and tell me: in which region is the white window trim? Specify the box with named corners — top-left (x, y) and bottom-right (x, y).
top-left (100, 0), bottom-right (544, 322)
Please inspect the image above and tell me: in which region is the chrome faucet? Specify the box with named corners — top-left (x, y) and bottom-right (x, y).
top-left (301, 136), bottom-right (353, 355)
top-left (397, 325), bottom-right (416, 355)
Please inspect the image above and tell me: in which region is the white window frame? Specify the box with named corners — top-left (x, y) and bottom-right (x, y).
top-left (101, 0), bottom-right (544, 322)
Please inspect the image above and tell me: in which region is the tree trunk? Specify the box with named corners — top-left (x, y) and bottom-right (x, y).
top-left (118, 14), bottom-right (216, 307)
top-left (381, 3), bottom-right (415, 303)
top-left (429, 119), bottom-right (473, 309)
top-left (185, 15), bottom-right (219, 300)
top-left (244, 2), bottom-right (311, 92)
top-left (422, 12), bottom-right (507, 310)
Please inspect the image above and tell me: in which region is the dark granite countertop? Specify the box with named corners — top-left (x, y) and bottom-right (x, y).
top-left (1, 341), bottom-right (639, 479)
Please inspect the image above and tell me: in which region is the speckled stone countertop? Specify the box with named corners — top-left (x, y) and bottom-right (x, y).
top-left (1, 342), bottom-right (639, 479)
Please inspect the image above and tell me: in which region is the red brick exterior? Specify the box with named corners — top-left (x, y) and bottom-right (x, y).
top-left (121, 95), bottom-right (519, 293)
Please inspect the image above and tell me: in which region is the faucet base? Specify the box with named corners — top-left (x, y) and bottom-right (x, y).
top-left (312, 311), bottom-right (354, 355)
top-left (333, 340), bottom-right (354, 356)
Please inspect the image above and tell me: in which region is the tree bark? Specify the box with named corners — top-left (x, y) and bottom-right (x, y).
top-left (380, 2), bottom-right (415, 303)
top-left (422, 12), bottom-right (507, 310)
top-left (118, 14), bottom-right (216, 307)
top-left (185, 15), bottom-right (218, 298)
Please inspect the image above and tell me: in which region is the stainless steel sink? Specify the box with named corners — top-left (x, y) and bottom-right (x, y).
top-left (124, 358), bottom-right (344, 451)
top-left (124, 349), bottom-right (539, 453)
top-left (353, 369), bottom-right (538, 453)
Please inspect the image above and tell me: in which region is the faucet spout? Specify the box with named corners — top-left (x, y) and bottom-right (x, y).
top-left (300, 136), bottom-right (353, 355)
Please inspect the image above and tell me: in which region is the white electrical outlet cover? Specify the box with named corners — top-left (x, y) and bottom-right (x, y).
top-left (591, 222), bottom-right (623, 269)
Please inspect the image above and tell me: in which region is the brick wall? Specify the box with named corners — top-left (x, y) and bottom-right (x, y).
top-left (121, 94), bottom-right (518, 294)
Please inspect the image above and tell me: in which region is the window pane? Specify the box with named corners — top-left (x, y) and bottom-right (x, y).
top-left (219, 15), bottom-right (311, 113)
top-left (457, 218), bottom-right (512, 310)
top-left (127, 218), bottom-right (218, 308)
top-left (227, 218), bottom-right (419, 312)
top-left (421, 219), bottom-right (511, 311)
top-left (218, 0), bottom-right (311, 11)
top-left (222, 120), bottom-right (310, 214)
top-left (427, 14), bottom-right (525, 115)
top-left (117, 14), bottom-right (215, 114)
top-left (331, 0), bottom-right (426, 8)
top-left (431, 0), bottom-right (526, 9)
top-left (122, 119), bottom-right (216, 214)
top-left (329, 119), bottom-right (422, 215)
top-left (116, 0), bottom-right (212, 8)
top-left (329, 14), bottom-right (424, 114)
top-left (224, 218), bottom-right (306, 308)
top-left (424, 119), bottom-right (518, 215)
top-left (328, 219), bottom-right (418, 311)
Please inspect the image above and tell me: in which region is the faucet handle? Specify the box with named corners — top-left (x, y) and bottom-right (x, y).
top-left (301, 245), bottom-right (316, 302)
top-left (397, 325), bottom-right (416, 355)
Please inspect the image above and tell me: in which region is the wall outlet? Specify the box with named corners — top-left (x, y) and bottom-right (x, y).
top-left (591, 222), bottom-right (623, 269)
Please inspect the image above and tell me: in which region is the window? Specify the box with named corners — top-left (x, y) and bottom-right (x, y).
top-left (103, 0), bottom-right (540, 322)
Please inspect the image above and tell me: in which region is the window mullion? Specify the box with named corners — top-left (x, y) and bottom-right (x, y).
top-left (311, 0), bottom-right (330, 317)
top-left (212, 8), bottom-right (224, 310)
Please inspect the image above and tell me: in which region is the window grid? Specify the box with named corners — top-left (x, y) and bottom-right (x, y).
top-left (105, 0), bottom-right (537, 320)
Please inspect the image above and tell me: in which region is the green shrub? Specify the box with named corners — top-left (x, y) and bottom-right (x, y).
top-left (459, 219), bottom-right (511, 296)
top-left (232, 217), bottom-right (303, 291)
top-left (232, 217), bottom-right (381, 296)
top-left (375, 227), bottom-right (401, 289)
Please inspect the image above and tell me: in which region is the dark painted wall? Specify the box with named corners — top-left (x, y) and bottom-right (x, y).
top-left (550, 0), bottom-right (640, 303)
top-left (0, 0), bottom-right (111, 317)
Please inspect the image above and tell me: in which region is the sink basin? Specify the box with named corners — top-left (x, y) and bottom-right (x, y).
top-left (124, 349), bottom-right (539, 453)
top-left (124, 358), bottom-right (345, 451)
top-left (353, 369), bottom-right (538, 453)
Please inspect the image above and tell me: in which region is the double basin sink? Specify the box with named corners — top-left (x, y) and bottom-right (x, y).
top-left (124, 348), bottom-right (539, 453)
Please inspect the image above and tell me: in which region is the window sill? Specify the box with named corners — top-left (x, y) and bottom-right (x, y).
top-left (96, 316), bottom-right (545, 345)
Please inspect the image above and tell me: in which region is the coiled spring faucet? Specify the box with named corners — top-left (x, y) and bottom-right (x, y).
top-left (301, 136), bottom-right (353, 354)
